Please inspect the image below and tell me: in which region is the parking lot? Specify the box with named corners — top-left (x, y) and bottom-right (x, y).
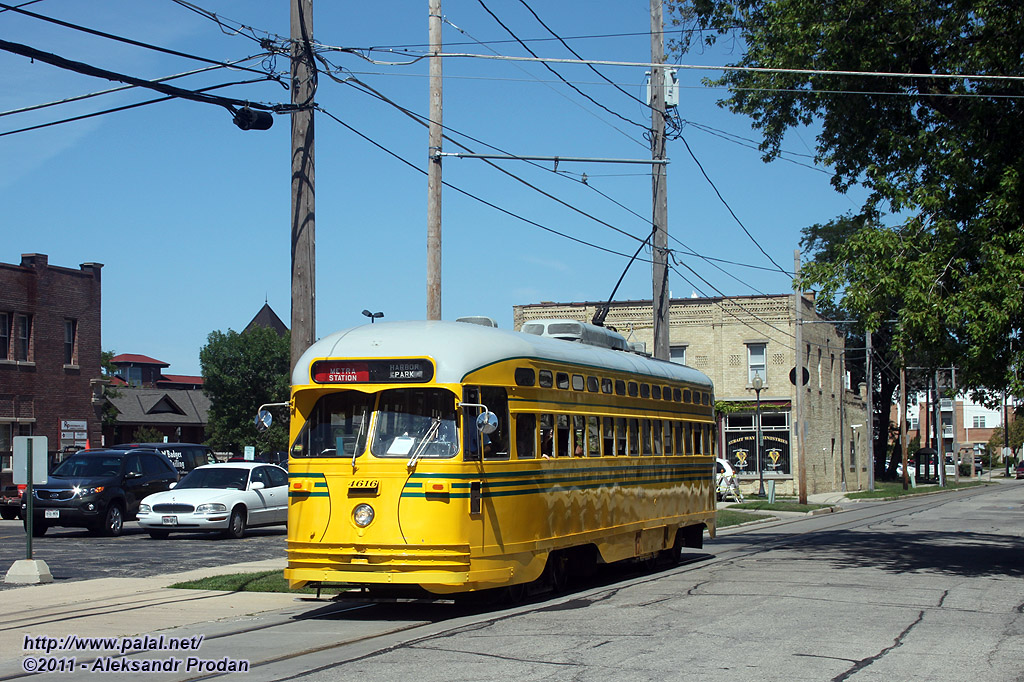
top-left (0, 519), bottom-right (286, 590)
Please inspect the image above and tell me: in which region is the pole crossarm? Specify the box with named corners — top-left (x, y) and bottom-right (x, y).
top-left (436, 152), bottom-right (668, 165)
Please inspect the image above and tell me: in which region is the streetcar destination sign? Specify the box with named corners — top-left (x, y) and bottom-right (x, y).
top-left (311, 359), bottom-right (434, 384)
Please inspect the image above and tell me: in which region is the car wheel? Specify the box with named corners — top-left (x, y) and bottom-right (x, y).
top-left (101, 503), bottom-right (124, 537)
top-left (0, 508), bottom-right (17, 521)
top-left (148, 529), bottom-right (170, 540)
top-left (27, 521), bottom-right (48, 537)
top-left (224, 507), bottom-right (246, 539)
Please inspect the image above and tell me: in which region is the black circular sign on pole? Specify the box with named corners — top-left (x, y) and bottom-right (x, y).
top-left (789, 366), bottom-right (810, 386)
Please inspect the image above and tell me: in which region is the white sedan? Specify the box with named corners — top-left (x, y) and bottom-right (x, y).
top-left (137, 462), bottom-right (289, 539)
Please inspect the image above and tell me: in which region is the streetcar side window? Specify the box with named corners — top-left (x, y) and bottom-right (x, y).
top-left (652, 385), bottom-right (661, 400)
top-left (556, 372), bottom-right (570, 390)
top-left (664, 421), bottom-right (674, 454)
top-left (674, 421), bottom-right (684, 454)
top-left (641, 420), bottom-right (653, 455)
top-left (481, 386), bottom-right (510, 460)
top-left (516, 413), bottom-right (536, 459)
top-left (540, 414), bottom-right (554, 458)
top-left (652, 421), bottom-right (662, 455)
top-left (628, 382), bottom-right (639, 397)
top-left (587, 376), bottom-right (600, 392)
top-left (556, 415), bottom-right (570, 457)
top-left (683, 389), bottom-right (692, 403)
top-left (539, 370), bottom-right (553, 388)
top-left (514, 368), bottom-right (536, 386)
top-left (615, 417), bottom-right (627, 455)
top-left (587, 416), bottom-right (600, 457)
top-left (601, 378), bottom-right (613, 394)
top-left (572, 374), bottom-right (585, 391)
top-left (291, 391), bottom-right (375, 459)
top-left (628, 419), bottom-right (640, 455)
top-left (615, 380), bottom-right (626, 396)
top-left (640, 383), bottom-right (650, 399)
top-left (602, 417), bottom-right (614, 456)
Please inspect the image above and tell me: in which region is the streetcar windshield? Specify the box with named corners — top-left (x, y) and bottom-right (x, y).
top-left (370, 388), bottom-right (459, 459)
top-left (291, 391), bottom-right (374, 458)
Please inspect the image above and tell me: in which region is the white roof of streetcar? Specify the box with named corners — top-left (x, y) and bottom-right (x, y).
top-left (293, 320), bottom-right (713, 389)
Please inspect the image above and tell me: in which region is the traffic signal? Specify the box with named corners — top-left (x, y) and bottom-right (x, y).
top-left (232, 106), bottom-right (273, 131)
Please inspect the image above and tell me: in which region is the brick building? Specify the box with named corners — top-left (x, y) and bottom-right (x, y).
top-left (0, 253), bottom-right (104, 467)
top-left (514, 294), bottom-right (869, 495)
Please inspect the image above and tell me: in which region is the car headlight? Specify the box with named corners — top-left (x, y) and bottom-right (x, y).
top-left (352, 503), bottom-right (374, 527)
top-left (196, 503), bottom-right (228, 514)
top-left (73, 485), bottom-right (104, 497)
top-left (139, 504), bottom-right (151, 514)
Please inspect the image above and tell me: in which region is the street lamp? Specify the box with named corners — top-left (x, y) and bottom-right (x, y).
top-left (752, 374), bottom-right (765, 497)
top-left (361, 309), bottom-right (383, 324)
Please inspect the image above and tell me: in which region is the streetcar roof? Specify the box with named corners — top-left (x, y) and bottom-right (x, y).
top-left (293, 320), bottom-right (713, 388)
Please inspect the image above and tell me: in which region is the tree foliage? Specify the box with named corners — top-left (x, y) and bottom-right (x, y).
top-left (667, 0), bottom-right (1024, 397)
top-left (200, 327), bottom-right (290, 455)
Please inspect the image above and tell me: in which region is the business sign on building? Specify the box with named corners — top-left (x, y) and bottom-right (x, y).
top-left (59, 419), bottom-right (89, 450)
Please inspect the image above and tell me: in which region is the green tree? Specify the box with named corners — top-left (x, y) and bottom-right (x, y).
top-left (99, 349), bottom-right (122, 428)
top-left (667, 0), bottom-right (1024, 398)
top-left (986, 412), bottom-right (1024, 464)
top-left (200, 327), bottom-right (290, 455)
top-left (131, 425), bottom-right (165, 444)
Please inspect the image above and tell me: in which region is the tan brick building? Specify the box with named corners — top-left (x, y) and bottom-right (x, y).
top-left (514, 294), bottom-right (869, 495)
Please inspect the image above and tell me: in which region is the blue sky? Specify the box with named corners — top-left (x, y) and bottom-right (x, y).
top-left (1, 1), bottom-right (870, 376)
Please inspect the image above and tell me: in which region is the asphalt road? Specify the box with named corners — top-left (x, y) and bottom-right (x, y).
top-left (0, 519), bottom-right (285, 588)
top-left (3, 482), bottom-right (1023, 682)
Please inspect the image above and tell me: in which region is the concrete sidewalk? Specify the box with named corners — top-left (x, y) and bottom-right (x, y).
top-left (1, 558), bottom-right (292, 667)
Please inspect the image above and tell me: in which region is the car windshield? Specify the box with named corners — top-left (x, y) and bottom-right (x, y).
top-left (175, 468), bottom-right (249, 490)
top-left (52, 456), bottom-right (122, 478)
top-left (370, 388), bottom-right (459, 459)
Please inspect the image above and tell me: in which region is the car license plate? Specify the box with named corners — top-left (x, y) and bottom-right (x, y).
top-left (161, 516), bottom-right (178, 526)
top-left (44, 509), bottom-right (59, 519)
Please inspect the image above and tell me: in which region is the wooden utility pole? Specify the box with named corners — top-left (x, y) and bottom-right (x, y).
top-left (901, 362), bottom-right (909, 490)
top-left (426, 0), bottom-right (443, 320)
top-left (650, 0), bottom-right (669, 361)
top-left (865, 330), bottom-right (874, 490)
top-left (794, 251), bottom-right (807, 504)
top-left (290, 0), bottom-right (316, 370)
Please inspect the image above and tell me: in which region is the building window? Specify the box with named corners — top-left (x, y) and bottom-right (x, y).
top-left (15, 314), bottom-right (31, 361)
top-left (64, 319), bottom-right (78, 365)
top-left (670, 345), bottom-right (686, 365)
top-left (747, 343), bottom-right (766, 383)
top-left (909, 416), bottom-right (919, 430)
top-left (0, 313), bottom-right (9, 360)
top-left (972, 415), bottom-right (986, 428)
top-left (126, 366), bottom-right (143, 387)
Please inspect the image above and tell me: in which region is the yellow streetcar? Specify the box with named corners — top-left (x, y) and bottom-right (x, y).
top-left (277, 320), bottom-right (716, 597)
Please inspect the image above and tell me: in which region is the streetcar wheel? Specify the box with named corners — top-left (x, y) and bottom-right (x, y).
top-left (545, 552), bottom-right (570, 593)
top-left (224, 507), bottom-right (246, 539)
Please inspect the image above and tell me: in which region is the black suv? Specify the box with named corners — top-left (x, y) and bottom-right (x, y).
top-left (24, 448), bottom-right (178, 537)
top-left (116, 442), bottom-right (215, 475)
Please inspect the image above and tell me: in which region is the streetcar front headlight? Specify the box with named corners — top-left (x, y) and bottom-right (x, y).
top-left (353, 503), bottom-right (374, 527)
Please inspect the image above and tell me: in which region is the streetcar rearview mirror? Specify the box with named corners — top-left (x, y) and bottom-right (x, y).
top-left (476, 411), bottom-right (498, 435)
top-left (255, 409), bottom-right (273, 432)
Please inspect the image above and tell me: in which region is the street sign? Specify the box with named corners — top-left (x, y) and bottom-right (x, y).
top-left (789, 366), bottom-right (810, 386)
top-left (244, 446), bottom-right (256, 461)
top-left (13, 436), bottom-right (47, 485)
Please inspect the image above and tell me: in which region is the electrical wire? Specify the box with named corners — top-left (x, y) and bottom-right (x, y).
top-left (316, 105), bottom-right (637, 260)
top-left (167, 0), bottom-right (288, 49)
top-left (0, 38), bottom-right (294, 114)
top-left (0, 57), bottom-right (270, 119)
top-left (0, 77), bottom-right (269, 138)
top-left (677, 134), bottom-right (789, 276)
top-left (474, 0), bottom-right (651, 133)
top-left (0, 2), bottom-right (286, 83)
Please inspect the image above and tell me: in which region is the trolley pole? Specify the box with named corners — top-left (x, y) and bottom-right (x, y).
top-left (290, 0), bottom-right (316, 370)
top-left (650, 0), bottom-right (669, 361)
top-left (426, 0), bottom-right (443, 320)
